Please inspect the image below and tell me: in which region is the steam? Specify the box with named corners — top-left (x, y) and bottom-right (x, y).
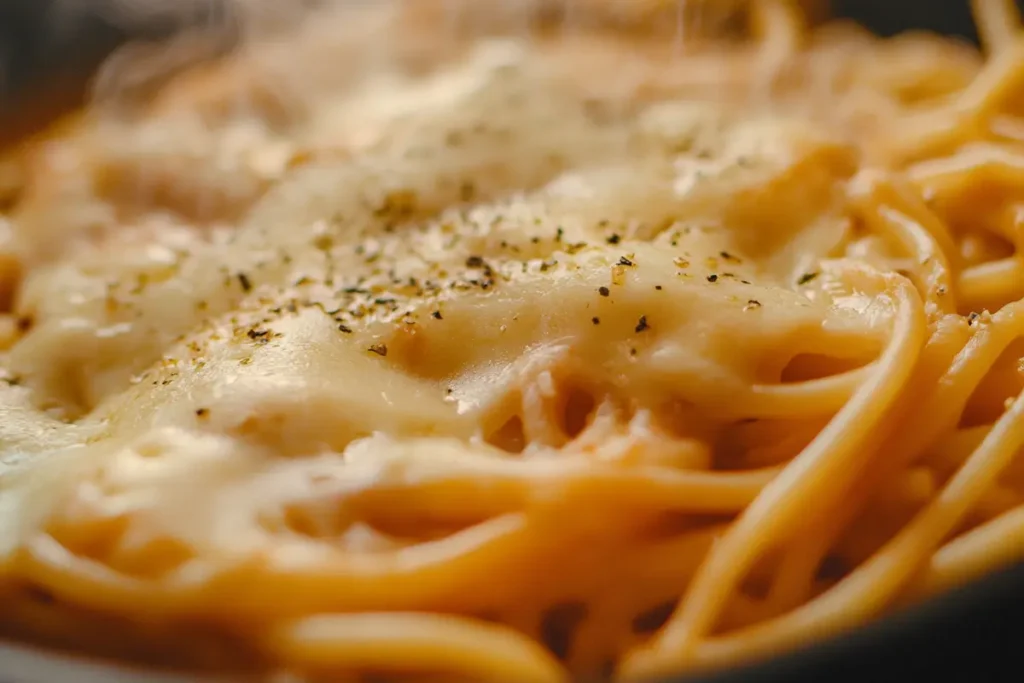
top-left (82, 0), bottom-right (337, 108)
top-left (78, 0), bottom-right (764, 112)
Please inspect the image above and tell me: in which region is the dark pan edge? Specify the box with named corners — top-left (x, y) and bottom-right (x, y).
top-left (671, 559), bottom-right (1024, 683)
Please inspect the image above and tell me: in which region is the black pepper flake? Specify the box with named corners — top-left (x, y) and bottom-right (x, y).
top-left (592, 317), bottom-right (601, 325)
top-left (635, 316), bottom-right (649, 333)
top-left (195, 408), bottom-right (210, 418)
top-left (746, 299), bottom-right (762, 309)
top-left (968, 312), bottom-right (981, 325)
top-left (618, 256), bottom-right (634, 267)
top-left (466, 255), bottom-right (485, 268)
top-left (247, 328), bottom-right (270, 340)
top-left (606, 234), bottom-right (621, 245)
top-left (797, 272), bottom-right (819, 285)
top-left (707, 274), bottom-right (719, 283)
top-left (556, 227), bottom-right (564, 242)
top-left (655, 285), bottom-right (663, 291)
top-left (630, 348), bottom-right (638, 356)
top-left (237, 273), bottom-right (253, 292)
top-left (338, 324), bottom-right (353, 334)
top-left (720, 251), bottom-right (741, 263)
top-left (432, 311), bottom-right (443, 320)
top-left (369, 343), bottom-right (388, 357)
top-left (15, 316), bottom-right (32, 332)
top-left (598, 286), bottom-right (611, 297)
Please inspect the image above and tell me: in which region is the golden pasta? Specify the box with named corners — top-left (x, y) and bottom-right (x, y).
top-left (1, 1), bottom-right (1024, 681)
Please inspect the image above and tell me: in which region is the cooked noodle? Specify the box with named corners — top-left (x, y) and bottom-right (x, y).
top-left (1, 1), bottom-right (1024, 681)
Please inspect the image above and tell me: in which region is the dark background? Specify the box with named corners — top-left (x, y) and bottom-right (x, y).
top-left (834, 0), bottom-right (981, 39)
top-left (0, 1), bottom-right (1023, 682)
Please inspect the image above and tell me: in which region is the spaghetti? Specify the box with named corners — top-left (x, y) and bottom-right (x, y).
top-left (1, 1), bottom-right (1024, 681)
